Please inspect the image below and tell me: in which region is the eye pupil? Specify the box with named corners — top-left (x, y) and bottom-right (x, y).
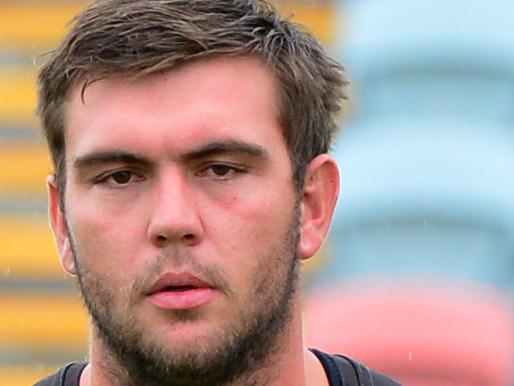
top-left (112, 171), bottom-right (132, 184)
top-left (212, 165), bottom-right (231, 176)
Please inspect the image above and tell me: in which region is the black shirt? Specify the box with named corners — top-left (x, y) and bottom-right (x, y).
top-left (312, 349), bottom-right (402, 386)
top-left (33, 362), bottom-right (86, 386)
top-left (33, 351), bottom-right (402, 386)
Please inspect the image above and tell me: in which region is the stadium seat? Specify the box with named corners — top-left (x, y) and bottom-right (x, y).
top-left (276, 1), bottom-right (337, 45)
top-left (0, 2), bottom-right (87, 54)
top-left (0, 215), bottom-right (65, 279)
top-left (0, 142), bottom-right (51, 195)
top-left (335, 0), bottom-right (514, 124)
top-left (0, 67), bottom-right (37, 127)
top-left (325, 118), bottom-right (514, 292)
top-left (1, 293), bottom-right (88, 351)
top-left (305, 279), bottom-right (514, 386)
top-left (0, 293), bottom-right (88, 384)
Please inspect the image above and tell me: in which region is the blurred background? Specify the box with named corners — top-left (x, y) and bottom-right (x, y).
top-left (0, 1), bottom-right (513, 385)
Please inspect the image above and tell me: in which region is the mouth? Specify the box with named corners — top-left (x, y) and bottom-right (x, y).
top-left (162, 285), bottom-right (198, 292)
top-left (146, 272), bottom-right (217, 310)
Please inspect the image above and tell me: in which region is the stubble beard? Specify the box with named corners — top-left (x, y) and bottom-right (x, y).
top-left (68, 209), bottom-right (301, 386)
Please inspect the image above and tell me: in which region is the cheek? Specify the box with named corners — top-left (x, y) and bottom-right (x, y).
top-left (221, 177), bottom-right (295, 220)
top-left (213, 195), bottom-right (289, 243)
top-left (67, 206), bottom-right (146, 277)
top-left (206, 188), bottom-right (296, 276)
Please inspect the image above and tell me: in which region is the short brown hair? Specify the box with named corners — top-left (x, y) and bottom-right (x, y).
top-left (38, 0), bottom-right (348, 195)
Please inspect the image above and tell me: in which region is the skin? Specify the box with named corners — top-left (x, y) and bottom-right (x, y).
top-left (48, 56), bottom-right (339, 386)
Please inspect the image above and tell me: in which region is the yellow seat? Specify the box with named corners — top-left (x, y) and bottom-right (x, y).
top-left (0, 142), bottom-right (51, 194)
top-left (277, 2), bottom-right (337, 45)
top-left (1, 293), bottom-right (88, 351)
top-left (0, 215), bottom-right (64, 279)
top-left (0, 68), bottom-right (38, 127)
top-left (0, 2), bottom-right (88, 53)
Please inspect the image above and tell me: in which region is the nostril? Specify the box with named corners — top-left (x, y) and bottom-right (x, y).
top-left (152, 232), bottom-right (198, 246)
top-left (156, 235), bottom-right (167, 242)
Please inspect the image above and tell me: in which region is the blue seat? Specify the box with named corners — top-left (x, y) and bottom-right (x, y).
top-left (333, 0), bottom-right (514, 125)
top-left (314, 1), bottom-right (514, 293)
top-left (322, 118), bottom-right (514, 292)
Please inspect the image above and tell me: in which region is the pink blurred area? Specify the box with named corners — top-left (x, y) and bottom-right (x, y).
top-left (304, 279), bottom-right (514, 386)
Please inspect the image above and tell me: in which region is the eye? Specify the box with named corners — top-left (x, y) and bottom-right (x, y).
top-left (198, 163), bottom-right (248, 180)
top-left (110, 170), bottom-right (133, 184)
top-left (96, 170), bottom-right (143, 186)
top-left (210, 164), bottom-right (233, 177)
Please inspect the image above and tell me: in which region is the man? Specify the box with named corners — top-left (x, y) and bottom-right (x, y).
top-left (35, 1), bottom-right (401, 385)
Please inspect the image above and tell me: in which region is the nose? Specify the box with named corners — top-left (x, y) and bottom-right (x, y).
top-left (146, 168), bottom-right (203, 247)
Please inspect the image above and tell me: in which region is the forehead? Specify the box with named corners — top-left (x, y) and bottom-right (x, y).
top-left (64, 56), bottom-right (286, 156)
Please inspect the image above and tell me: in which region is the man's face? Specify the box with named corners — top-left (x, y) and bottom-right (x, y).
top-left (54, 57), bottom-right (302, 385)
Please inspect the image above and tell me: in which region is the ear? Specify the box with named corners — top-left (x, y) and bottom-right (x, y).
top-left (297, 154), bottom-right (339, 260)
top-left (47, 175), bottom-right (77, 275)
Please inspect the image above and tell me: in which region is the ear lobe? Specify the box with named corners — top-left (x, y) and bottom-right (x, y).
top-left (47, 175), bottom-right (77, 275)
top-left (297, 154), bottom-right (339, 260)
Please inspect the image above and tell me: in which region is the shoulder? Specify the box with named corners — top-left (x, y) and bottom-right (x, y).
top-left (311, 348), bottom-right (403, 386)
top-left (33, 363), bottom-right (88, 386)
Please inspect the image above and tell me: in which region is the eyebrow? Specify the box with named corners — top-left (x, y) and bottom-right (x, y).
top-left (72, 140), bottom-right (269, 172)
top-left (73, 151), bottom-right (154, 172)
top-left (181, 140), bottom-right (269, 162)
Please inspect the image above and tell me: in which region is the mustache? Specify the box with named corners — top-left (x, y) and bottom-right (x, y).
top-left (129, 249), bottom-right (233, 299)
